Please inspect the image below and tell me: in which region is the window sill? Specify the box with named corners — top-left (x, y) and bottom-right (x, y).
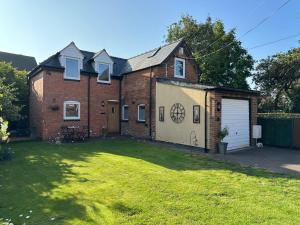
top-left (121, 119), bottom-right (129, 122)
top-left (64, 78), bottom-right (80, 82)
top-left (174, 75), bottom-right (185, 79)
top-left (97, 81), bottom-right (111, 85)
top-left (136, 120), bottom-right (146, 123)
top-left (64, 119), bottom-right (80, 121)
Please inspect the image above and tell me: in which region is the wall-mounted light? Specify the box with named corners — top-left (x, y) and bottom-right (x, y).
top-left (217, 102), bottom-right (221, 112)
top-left (101, 101), bottom-right (105, 107)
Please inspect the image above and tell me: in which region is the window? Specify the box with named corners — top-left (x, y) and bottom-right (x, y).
top-left (137, 104), bottom-right (145, 122)
top-left (65, 58), bottom-right (80, 80)
top-left (193, 105), bottom-right (200, 123)
top-left (159, 106), bottom-right (164, 122)
top-left (122, 105), bottom-right (129, 121)
top-left (64, 101), bottom-right (80, 120)
top-left (97, 63), bottom-right (111, 83)
top-left (174, 57), bottom-right (185, 78)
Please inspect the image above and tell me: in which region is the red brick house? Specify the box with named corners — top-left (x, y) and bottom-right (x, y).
top-left (28, 39), bottom-right (258, 152)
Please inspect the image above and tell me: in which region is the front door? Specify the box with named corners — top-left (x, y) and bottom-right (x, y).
top-left (107, 101), bottom-right (120, 134)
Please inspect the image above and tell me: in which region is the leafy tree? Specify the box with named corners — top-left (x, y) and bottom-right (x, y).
top-left (253, 48), bottom-right (300, 112)
top-left (0, 61), bottom-right (27, 122)
top-left (0, 78), bottom-right (20, 121)
top-left (166, 15), bottom-right (254, 89)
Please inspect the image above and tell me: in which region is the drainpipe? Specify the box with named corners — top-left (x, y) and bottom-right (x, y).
top-left (119, 77), bottom-right (122, 135)
top-left (87, 74), bottom-right (91, 138)
top-left (149, 66), bottom-right (153, 138)
top-left (165, 63), bottom-right (168, 77)
top-left (204, 90), bottom-right (208, 153)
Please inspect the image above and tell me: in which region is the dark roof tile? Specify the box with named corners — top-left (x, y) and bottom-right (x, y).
top-left (0, 51), bottom-right (37, 71)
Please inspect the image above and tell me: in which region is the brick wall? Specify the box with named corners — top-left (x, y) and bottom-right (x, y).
top-left (208, 91), bottom-right (258, 152)
top-left (29, 71), bottom-right (44, 138)
top-left (89, 76), bottom-right (120, 136)
top-left (121, 45), bottom-right (200, 139)
top-left (121, 68), bottom-right (151, 138)
top-left (31, 70), bottom-right (120, 139)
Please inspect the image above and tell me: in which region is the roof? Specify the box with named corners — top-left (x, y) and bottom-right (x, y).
top-left (28, 39), bottom-right (185, 78)
top-left (156, 77), bottom-right (260, 95)
top-left (121, 39), bottom-right (183, 74)
top-left (0, 51), bottom-right (37, 71)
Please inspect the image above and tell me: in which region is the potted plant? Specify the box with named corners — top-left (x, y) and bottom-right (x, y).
top-left (218, 127), bottom-right (229, 154)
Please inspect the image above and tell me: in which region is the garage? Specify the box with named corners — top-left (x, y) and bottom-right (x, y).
top-left (221, 98), bottom-right (250, 151)
top-left (155, 78), bottom-right (258, 153)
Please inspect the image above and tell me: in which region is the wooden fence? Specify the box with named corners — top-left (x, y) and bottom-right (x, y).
top-left (257, 117), bottom-right (300, 149)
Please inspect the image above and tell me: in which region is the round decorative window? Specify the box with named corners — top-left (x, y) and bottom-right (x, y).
top-left (170, 103), bottom-right (185, 123)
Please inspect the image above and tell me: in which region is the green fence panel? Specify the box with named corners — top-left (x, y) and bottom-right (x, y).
top-left (257, 118), bottom-right (293, 148)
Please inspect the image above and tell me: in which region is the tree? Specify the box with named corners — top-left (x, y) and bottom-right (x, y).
top-left (0, 78), bottom-right (20, 121)
top-left (0, 61), bottom-right (27, 122)
top-left (166, 15), bottom-right (254, 89)
top-left (253, 48), bottom-right (300, 112)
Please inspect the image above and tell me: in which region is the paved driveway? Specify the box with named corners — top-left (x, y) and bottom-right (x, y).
top-left (215, 147), bottom-right (300, 176)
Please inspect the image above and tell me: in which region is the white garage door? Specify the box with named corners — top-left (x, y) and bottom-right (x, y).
top-left (221, 98), bottom-right (250, 151)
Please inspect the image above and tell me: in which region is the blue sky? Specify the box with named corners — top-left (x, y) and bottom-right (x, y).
top-left (0, 0), bottom-right (299, 64)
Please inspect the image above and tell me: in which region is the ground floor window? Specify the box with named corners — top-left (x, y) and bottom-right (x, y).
top-left (122, 105), bottom-right (129, 121)
top-left (193, 105), bottom-right (200, 123)
top-left (159, 106), bottom-right (164, 121)
top-left (64, 101), bottom-right (80, 120)
top-left (137, 104), bottom-right (145, 122)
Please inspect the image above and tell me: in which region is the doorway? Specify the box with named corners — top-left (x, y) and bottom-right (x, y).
top-left (107, 100), bottom-right (120, 134)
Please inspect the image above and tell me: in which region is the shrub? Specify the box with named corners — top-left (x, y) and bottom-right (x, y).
top-left (218, 127), bottom-right (229, 142)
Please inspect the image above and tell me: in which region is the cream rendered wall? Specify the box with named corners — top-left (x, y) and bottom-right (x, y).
top-left (155, 82), bottom-right (208, 148)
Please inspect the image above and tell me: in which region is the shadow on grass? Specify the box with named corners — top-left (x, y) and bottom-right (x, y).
top-left (0, 138), bottom-right (298, 224)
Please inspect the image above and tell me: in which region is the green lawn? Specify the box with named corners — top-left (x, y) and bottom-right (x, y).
top-left (0, 139), bottom-right (299, 225)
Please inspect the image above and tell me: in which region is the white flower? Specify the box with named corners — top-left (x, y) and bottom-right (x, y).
top-left (25, 216), bottom-right (30, 219)
top-left (50, 217), bottom-right (55, 221)
top-left (29, 210), bottom-right (32, 213)
top-left (19, 214), bottom-right (23, 217)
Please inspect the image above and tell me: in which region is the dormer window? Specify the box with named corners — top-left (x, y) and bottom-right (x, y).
top-left (174, 57), bottom-right (185, 78)
top-left (97, 62), bottom-right (111, 84)
top-left (65, 57), bottom-right (80, 80)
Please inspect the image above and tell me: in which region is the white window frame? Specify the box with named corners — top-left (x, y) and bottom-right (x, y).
top-left (137, 104), bottom-right (146, 122)
top-left (64, 57), bottom-right (80, 80)
top-left (122, 105), bottom-right (129, 121)
top-left (96, 62), bottom-right (111, 84)
top-left (64, 101), bottom-right (80, 120)
top-left (174, 57), bottom-right (185, 78)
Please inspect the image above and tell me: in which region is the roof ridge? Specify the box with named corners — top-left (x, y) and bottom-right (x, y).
top-left (80, 49), bottom-right (95, 54)
top-left (127, 39), bottom-right (183, 60)
top-left (0, 51), bottom-right (36, 59)
top-left (110, 56), bottom-right (127, 60)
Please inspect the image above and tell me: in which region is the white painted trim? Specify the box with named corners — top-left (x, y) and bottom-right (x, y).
top-left (60, 42), bottom-right (84, 58)
top-left (137, 104), bottom-right (146, 122)
top-left (64, 57), bottom-right (80, 80)
top-left (174, 57), bottom-right (185, 78)
top-left (96, 61), bottom-right (112, 84)
top-left (64, 101), bottom-right (80, 120)
top-left (122, 105), bottom-right (129, 120)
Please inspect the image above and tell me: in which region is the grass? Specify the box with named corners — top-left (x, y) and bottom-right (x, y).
top-left (0, 138), bottom-right (299, 225)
